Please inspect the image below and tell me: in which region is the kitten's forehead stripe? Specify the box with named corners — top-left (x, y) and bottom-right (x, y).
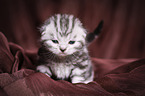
top-left (66, 15), bottom-right (74, 35)
top-left (63, 16), bottom-right (76, 37)
top-left (54, 15), bottom-right (58, 32)
top-left (57, 14), bottom-right (62, 33)
top-left (66, 17), bottom-right (70, 35)
top-left (59, 32), bottom-right (63, 37)
top-left (69, 16), bottom-right (75, 36)
top-left (51, 14), bottom-right (81, 37)
top-left (64, 15), bottom-right (69, 35)
top-left (61, 15), bottom-right (70, 36)
top-left (60, 15), bottom-right (63, 32)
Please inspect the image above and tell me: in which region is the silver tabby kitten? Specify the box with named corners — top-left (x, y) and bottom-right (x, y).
top-left (37, 14), bottom-right (94, 84)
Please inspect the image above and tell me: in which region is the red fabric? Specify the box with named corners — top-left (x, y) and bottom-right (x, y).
top-left (1, 32), bottom-right (145, 96)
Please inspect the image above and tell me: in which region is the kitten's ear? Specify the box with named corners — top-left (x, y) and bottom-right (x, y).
top-left (86, 20), bottom-right (104, 43)
top-left (39, 25), bottom-right (46, 36)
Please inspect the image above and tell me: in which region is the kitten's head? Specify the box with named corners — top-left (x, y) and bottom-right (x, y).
top-left (40, 14), bottom-right (87, 56)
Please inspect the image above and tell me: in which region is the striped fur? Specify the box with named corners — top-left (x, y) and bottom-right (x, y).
top-left (37, 14), bottom-right (94, 83)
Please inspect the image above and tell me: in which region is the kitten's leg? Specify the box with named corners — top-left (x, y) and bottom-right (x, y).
top-left (83, 71), bottom-right (94, 84)
top-left (71, 76), bottom-right (85, 83)
top-left (36, 65), bottom-right (52, 77)
top-left (71, 73), bottom-right (94, 84)
top-left (71, 66), bottom-right (94, 84)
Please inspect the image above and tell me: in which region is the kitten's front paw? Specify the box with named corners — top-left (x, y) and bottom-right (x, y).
top-left (71, 76), bottom-right (93, 84)
top-left (36, 65), bottom-right (52, 77)
top-left (71, 76), bottom-right (86, 84)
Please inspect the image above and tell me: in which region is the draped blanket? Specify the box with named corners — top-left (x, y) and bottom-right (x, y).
top-left (0, 32), bottom-right (145, 96)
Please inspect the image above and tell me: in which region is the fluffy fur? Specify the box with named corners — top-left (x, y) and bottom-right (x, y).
top-left (37, 14), bottom-right (94, 83)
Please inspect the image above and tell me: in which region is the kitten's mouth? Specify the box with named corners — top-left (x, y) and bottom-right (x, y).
top-left (59, 53), bottom-right (67, 56)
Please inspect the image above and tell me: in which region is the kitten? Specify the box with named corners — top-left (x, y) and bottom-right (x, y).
top-left (36, 14), bottom-right (103, 84)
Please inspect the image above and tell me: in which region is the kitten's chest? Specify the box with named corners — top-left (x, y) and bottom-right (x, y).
top-left (51, 63), bottom-right (73, 79)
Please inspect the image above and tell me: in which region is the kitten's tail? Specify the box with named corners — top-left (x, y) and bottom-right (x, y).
top-left (86, 20), bottom-right (104, 43)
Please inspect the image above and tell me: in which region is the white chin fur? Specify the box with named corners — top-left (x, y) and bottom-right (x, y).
top-left (58, 53), bottom-right (67, 57)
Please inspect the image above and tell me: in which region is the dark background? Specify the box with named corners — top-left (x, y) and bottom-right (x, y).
top-left (0, 0), bottom-right (145, 59)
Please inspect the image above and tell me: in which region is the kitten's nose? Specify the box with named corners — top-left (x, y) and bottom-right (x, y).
top-left (60, 48), bottom-right (66, 52)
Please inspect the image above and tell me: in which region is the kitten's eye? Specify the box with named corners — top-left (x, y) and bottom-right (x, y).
top-left (52, 40), bottom-right (59, 44)
top-left (69, 41), bottom-right (75, 44)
